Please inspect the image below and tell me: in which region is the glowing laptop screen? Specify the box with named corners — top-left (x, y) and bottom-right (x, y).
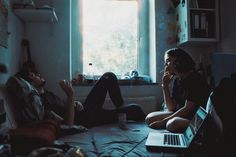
top-left (184, 107), bottom-right (207, 145)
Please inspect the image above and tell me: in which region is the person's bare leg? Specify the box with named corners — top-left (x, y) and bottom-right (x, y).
top-left (166, 117), bottom-right (190, 133)
top-left (145, 111), bottom-right (173, 125)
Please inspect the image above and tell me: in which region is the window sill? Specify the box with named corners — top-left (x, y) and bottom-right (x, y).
top-left (118, 79), bottom-right (158, 86)
top-left (72, 79), bottom-right (159, 86)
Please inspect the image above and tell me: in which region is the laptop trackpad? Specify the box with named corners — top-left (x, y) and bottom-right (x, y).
top-left (146, 132), bottom-right (163, 146)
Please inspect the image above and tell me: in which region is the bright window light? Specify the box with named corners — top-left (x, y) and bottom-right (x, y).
top-left (82, 0), bottom-right (138, 77)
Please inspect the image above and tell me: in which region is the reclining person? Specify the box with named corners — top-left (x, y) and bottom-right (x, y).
top-left (16, 69), bottom-right (145, 128)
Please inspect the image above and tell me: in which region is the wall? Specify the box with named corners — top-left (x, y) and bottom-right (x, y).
top-left (25, 0), bottom-right (70, 98)
top-left (217, 0), bottom-right (236, 53)
top-left (204, 0), bottom-right (236, 87)
top-left (0, 0), bottom-right (23, 84)
top-left (155, 0), bottom-right (177, 83)
top-left (211, 53), bottom-right (236, 86)
top-left (209, 0), bottom-right (236, 86)
top-left (0, 0), bottom-right (24, 131)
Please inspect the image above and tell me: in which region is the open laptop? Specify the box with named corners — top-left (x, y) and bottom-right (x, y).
top-left (145, 106), bottom-right (208, 151)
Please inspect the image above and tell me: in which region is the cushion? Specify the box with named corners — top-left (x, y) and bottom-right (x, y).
top-left (5, 76), bottom-right (44, 126)
top-left (9, 119), bottom-right (59, 155)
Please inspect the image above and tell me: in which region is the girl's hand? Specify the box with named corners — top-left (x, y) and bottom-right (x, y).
top-left (162, 67), bottom-right (174, 87)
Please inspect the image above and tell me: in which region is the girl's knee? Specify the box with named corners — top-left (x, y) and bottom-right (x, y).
top-left (145, 112), bottom-right (161, 125)
top-left (102, 72), bottom-right (117, 80)
top-left (166, 117), bottom-right (189, 133)
top-left (145, 113), bottom-right (153, 124)
top-left (102, 72), bottom-right (115, 77)
top-left (145, 111), bottom-right (172, 125)
top-left (166, 118), bottom-right (178, 132)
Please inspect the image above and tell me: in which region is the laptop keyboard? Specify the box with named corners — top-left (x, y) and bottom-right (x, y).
top-left (164, 134), bottom-right (180, 145)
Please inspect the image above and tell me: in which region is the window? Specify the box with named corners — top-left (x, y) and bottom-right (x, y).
top-left (82, 0), bottom-right (138, 77)
top-left (71, 0), bottom-right (156, 82)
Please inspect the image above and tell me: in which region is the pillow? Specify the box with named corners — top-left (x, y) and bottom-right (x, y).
top-left (9, 119), bottom-right (59, 155)
top-left (5, 76), bottom-right (44, 126)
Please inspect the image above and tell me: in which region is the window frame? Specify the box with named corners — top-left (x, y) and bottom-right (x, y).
top-left (70, 0), bottom-right (156, 82)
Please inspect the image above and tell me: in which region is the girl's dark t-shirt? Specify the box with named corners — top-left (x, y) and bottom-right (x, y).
top-left (172, 71), bottom-right (211, 117)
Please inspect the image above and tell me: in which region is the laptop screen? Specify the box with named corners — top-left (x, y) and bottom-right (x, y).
top-left (184, 107), bottom-right (207, 146)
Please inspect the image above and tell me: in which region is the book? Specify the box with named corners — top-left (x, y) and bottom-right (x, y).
top-left (200, 13), bottom-right (206, 30)
top-left (192, 0), bottom-right (199, 8)
top-left (200, 13), bottom-right (207, 37)
top-left (194, 14), bottom-right (200, 29)
top-left (191, 12), bottom-right (201, 37)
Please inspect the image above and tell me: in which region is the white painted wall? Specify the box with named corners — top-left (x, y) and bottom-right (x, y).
top-left (25, 0), bottom-right (71, 99)
top-left (211, 53), bottom-right (236, 86)
top-left (0, 0), bottom-right (24, 83)
top-left (0, 0), bottom-right (24, 131)
top-left (217, 0), bottom-right (236, 53)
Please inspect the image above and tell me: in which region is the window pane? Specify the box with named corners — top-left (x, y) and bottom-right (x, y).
top-left (82, 0), bottom-right (138, 76)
